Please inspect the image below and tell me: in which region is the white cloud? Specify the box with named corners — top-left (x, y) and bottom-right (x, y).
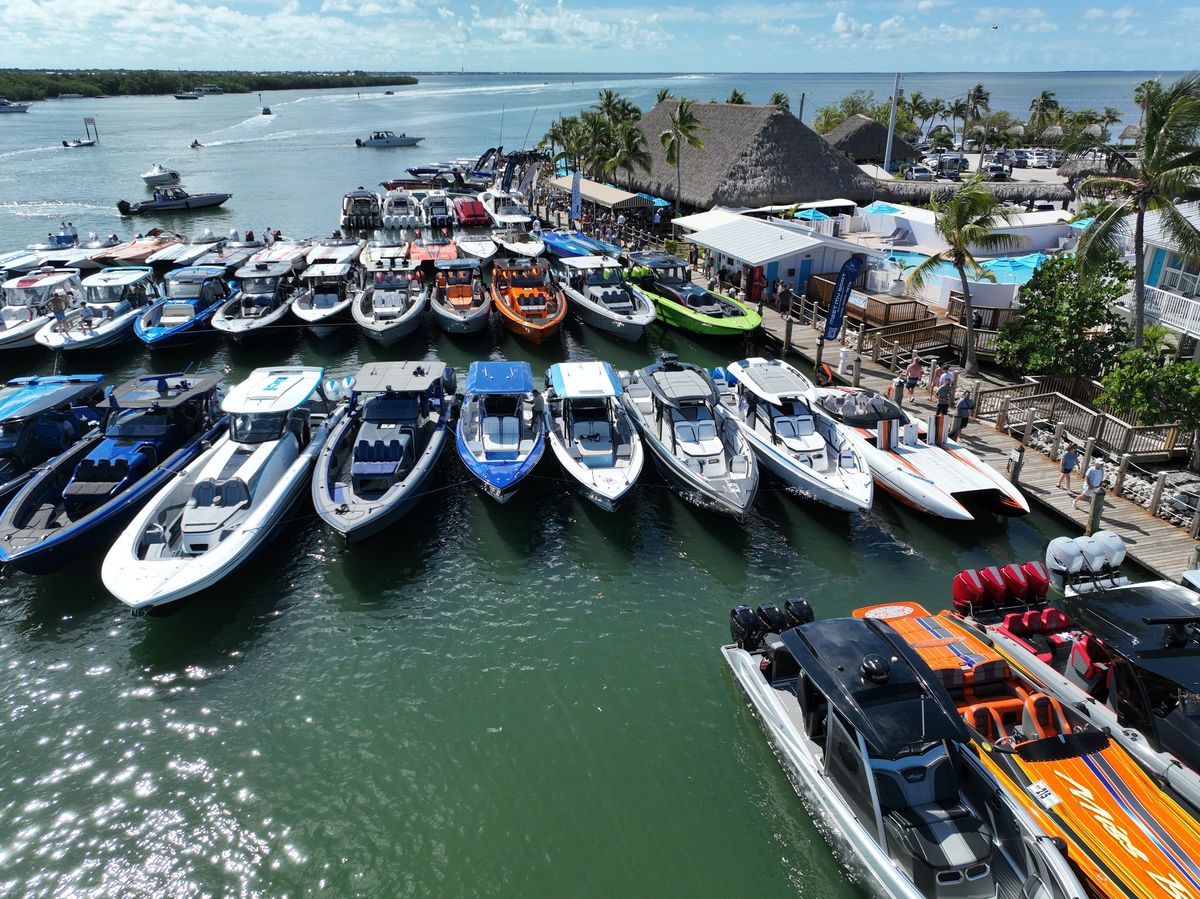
top-left (1083, 7), bottom-right (1105, 18)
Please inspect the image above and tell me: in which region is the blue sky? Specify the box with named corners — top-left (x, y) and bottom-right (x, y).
top-left (0, 0), bottom-right (1193, 71)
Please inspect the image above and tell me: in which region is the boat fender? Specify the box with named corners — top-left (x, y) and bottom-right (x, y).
top-left (783, 598), bottom-right (814, 628)
top-left (441, 366), bottom-right (456, 397)
top-left (729, 605), bottom-right (761, 651)
top-left (756, 604), bottom-right (787, 635)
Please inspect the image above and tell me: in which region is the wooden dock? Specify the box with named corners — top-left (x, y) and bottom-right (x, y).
top-left (755, 307), bottom-right (1200, 583)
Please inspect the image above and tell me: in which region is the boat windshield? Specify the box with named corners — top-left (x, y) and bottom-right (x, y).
top-left (231, 410), bottom-right (289, 445)
top-left (821, 393), bottom-right (905, 426)
top-left (106, 409), bottom-right (169, 439)
top-left (5, 286), bottom-right (49, 306)
top-left (166, 281), bottom-right (203, 299)
top-left (586, 268), bottom-right (623, 286)
top-left (239, 276), bottom-right (279, 297)
top-left (653, 265), bottom-right (689, 285)
top-left (85, 284), bottom-right (130, 305)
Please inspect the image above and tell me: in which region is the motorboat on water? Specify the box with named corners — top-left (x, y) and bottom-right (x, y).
top-left (0, 374), bottom-right (227, 575)
top-left (312, 361), bottom-right (455, 542)
top-left (292, 240), bottom-right (364, 337)
top-left (338, 188), bottom-right (383, 232)
top-left (810, 386), bottom-right (1029, 520)
top-left (135, 265), bottom-right (231, 349)
top-left (717, 358), bottom-right (873, 513)
top-left (626, 252), bottom-right (761, 337)
top-left (0, 98), bottom-right (31, 113)
top-left (490, 258), bottom-right (564, 344)
top-left (141, 164), bottom-right (181, 186)
top-left (456, 361), bottom-right (545, 503)
top-left (0, 375), bottom-right (106, 505)
top-left (36, 266), bottom-right (161, 351)
top-left (117, 187), bottom-right (232, 216)
top-left (359, 238), bottom-right (407, 269)
top-left (97, 229), bottom-right (184, 265)
top-left (491, 226), bottom-right (544, 258)
top-left (174, 91), bottom-right (201, 100)
top-left (541, 229), bottom-right (620, 258)
top-left (192, 233), bottom-right (264, 271)
top-left (34, 235), bottom-right (121, 272)
top-left (722, 604), bottom-right (1087, 899)
top-left (430, 258), bottom-right (490, 334)
top-left (102, 366), bottom-right (346, 611)
top-left (454, 234), bottom-right (497, 265)
top-left (380, 189), bottom-right (422, 230)
top-left (861, 598), bottom-right (1200, 898)
top-left (543, 362), bottom-right (643, 512)
top-left (213, 242), bottom-right (309, 341)
top-left (407, 235), bottom-right (457, 265)
top-left (0, 267), bottom-right (85, 350)
top-left (949, 532), bottom-right (1200, 816)
top-left (353, 258), bottom-right (427, 346)
top-left (419, 190), bottom-right (455, 230)
top-left (145, 229), bottom-right (225, 268)
top-left (621, 354), bottom-right (757, 517)
top-left (452, 196), bottom-right (490, 229)
top-left (355, 130), bottom-right (423, 148)
top-left (478, 188), bottom-right (532, 228)
top-left (549, 255), bottom-right (655, 340)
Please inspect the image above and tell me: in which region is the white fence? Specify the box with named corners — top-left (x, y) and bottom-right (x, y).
top-left (1129, 285), bottom-right (1200, 339)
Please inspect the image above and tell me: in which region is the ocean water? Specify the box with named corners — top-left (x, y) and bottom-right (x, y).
top-left (0, 71), bottom-right (1162, 898)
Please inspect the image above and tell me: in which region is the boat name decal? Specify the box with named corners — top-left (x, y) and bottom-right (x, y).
top-left (1026, 779), bottom-right (1062, 809)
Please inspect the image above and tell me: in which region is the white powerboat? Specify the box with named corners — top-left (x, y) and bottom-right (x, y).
top-left (720, 358), bottom-right (873, 513)
top-left (380, 189), bottom-right (422, 230)
top-left (102, 366), bottom-right (346, 611)
top-left (31, 235), bottom-right (119, 273)
top-left (0, 98), bottom-right (31, 113)
top-left (213, 242), bottom-right (309, 341)
top-left (549, 255), bottom-right (655, 340)
top-left (429, 258), bottom-right (491, 333)
top-left (455, 234), bottom-right (497, 265)
top-left (0, 267), bottom-right (84, 349)
top-left (359, 238), bottom-right (408, 268)
top-left (355, 130), bottom-right (423, 148)
top-left (621, 354), bottom-right (757, 517)
top-left (478, 188), bottom-right (532, 227)
top-left (292, 240), bottom-right (364, 337)
top-left (338, 188), bottom-right (383, 232)
top-left (419, 189), bottom-right (455, 230)
top-left (36, 266), bottom-right (160, 351)
top-left (141, 164), bottom-right (181, 186)
top-left (491, 226), bottom-right (544, 258)
top-left (145, 229), bottom-right (225, 268)
top-left (192, 233), bottom-right (264, 271)
top-left (543, 362), bottom-right (643, 511)
top-left (810, 386), bottom-right (1029, 520)
top-left (353, 258), bottom-right (427, 346)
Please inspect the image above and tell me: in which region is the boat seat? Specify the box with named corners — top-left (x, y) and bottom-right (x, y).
top-left (999, 609), bottom-right (1073, 663)
top-left (592, 286), bottom-right (633, 312)
top-left (372, 292), bottom-right (405, 319)
top-left (571, 421), bottom-right (612, 458)
top-left (482, 416), bottom-right (519, 453)
top-left (351, 434), bottom-right (411, 487)
top-left (963, 704), bottom-right (1006, 742)
top-left (449, 284), bottom-right (474, 307)
top-left (729, 455), bottom-right (748, 476)
top-left (966, 658), bottom-right (1010, 700)
top-left (513, 288), bottom-right (547, 314)
top-left (1064, 634), bottom-right (1110, 698)
top-left (614, 442), bottom-right (632, 459)
top-left (932, 665), bottom-right (965, 700)
top-left (1021, 693), bottom-right (1069, 740)
top-left (181, 476), bottom-right (250, 551)
top-left (160, 302), bottom-right (195, 326)
top-left (1, 306), bottom-right (35, 325)
top-left (313, 292), bottom-right (340, 310)
top-left (838, 451), bottom-right (858, 470)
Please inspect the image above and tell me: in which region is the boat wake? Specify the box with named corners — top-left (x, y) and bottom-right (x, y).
top-left (0, 199), bottom-right (117, 218)
top-left (0, 145), bottom-right (65, 160)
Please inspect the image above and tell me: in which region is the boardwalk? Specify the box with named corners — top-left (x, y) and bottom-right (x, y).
top-left (756, 307), bottom-right (1200, 583)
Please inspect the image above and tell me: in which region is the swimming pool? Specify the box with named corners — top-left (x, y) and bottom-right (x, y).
top-left (884, 249), bottom-right (1048, 285)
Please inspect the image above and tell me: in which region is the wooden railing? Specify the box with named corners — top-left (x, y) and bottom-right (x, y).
top-left (806, 275), bottom-right (929, 327)
top-left (946, 297), bottom-right (1021, 330)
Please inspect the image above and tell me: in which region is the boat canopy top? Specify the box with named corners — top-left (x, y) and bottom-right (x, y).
top-left (728, 357), bottom-right (813, 405)
top-left (354, 361), bottom-right (448, 396)
top-left (547, 362), bottom-right (622, 399)
top-left (780, 617), bottom-right (969, 759)
top-left (307, 241), bottom-right (363, 266)
top-left (222, 366), bottom-right (324, 414)
top-left (554, 254), bottom-right (621, 271)
top-left (3, 268), bottom-right (80, 290)
top-left (434, 258), bottom-right (481, 272)
top-left (0, 375), bottom-right (104, 421)
top-left (165, 265), bottom-right (227, 283)
top-left (1065, 582), bottom-right (1200, 691)
top-left (302, 262), bottom-right (353, 280)
top-left (112, 373), bottom-right (223, 409)
top-left (641, 357), bottom-right (717, 408)
top-left (82, 266), bottom-right (155, 288)
top-left (626, 250), bottom-right (687, 269)
top-left (465, 361), bottom-right (534, 396)
top-left (235, 259), bottom-right (296, 279)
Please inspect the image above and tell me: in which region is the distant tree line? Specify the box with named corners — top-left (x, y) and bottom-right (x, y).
top-left (0, 70), bottom-right (418, 102)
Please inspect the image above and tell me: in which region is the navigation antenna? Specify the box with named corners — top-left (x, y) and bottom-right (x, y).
top-left (522, 107), bottom-right (538, 150)
top-left (498, 104), bottom-right (505, 147)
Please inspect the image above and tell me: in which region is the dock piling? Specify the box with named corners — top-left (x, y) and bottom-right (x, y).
top-left (784, 316), bottom-right (794, 354)
top-left (1049, 423), bottom-right (1065, 461)
top-left (1149, 472), bottom-right (1168, 518)
top-left (1086, 489), bottom-right (1105, 536)
top-left (1021, 408), bottom-right (1036, 446)
top-left (1113, 454), bottom-right (1131, 495)
top-left (1007, 445), bottom-right (1025, 485)
top-left (852, 356), bottom-right (861, 388)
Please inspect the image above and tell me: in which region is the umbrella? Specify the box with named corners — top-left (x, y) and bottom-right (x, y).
top-left (793, 208), bottom-right (830, 221)
top-left (1068, 217), bottom-right (1094, 230)
top-left (863, 201), bottom-right (901, 215)
top-left (981, 253), bottom-right (1048, 281)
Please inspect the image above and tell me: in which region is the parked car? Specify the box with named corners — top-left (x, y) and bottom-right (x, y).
top-left (984, 163), bottom-right (1009, 181)
top-left (1010, 149), bottom-right (1030, 168)
top-left (904, 165), bottom-right (934, 181)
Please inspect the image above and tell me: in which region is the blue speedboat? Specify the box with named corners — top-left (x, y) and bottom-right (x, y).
top-left (0, 374), bottom-right (106, 505)
top-left (0, 374), bottom-right (227, 574)
top-left (134, 265), bottom-right (233, 348)
top-left (541, 229), bottom-right (621, 258)
top-left (456, 361), bottom-right (545, 503)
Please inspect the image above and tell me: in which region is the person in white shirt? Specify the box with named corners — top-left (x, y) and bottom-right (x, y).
top-left (1073, 459), bottom-right (1105, 510)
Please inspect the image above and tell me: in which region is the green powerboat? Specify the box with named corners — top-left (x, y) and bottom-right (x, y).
top-left (625, 252), bottom-right (761, 337)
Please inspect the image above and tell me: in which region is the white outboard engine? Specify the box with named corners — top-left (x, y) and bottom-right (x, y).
top-left (1075, 536), bottom-right (1107, 579)
top-left (1045, 536), bottom-right (1084, 592)
top-left (1092, 530), bottom-right (1128, 582)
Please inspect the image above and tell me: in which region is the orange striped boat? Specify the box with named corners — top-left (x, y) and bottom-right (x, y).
top-left (490, 258), bottom-right (565, 344)
top-left (856, 601), bottom-right (1200, 899)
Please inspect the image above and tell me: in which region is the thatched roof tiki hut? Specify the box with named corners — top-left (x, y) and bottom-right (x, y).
top-left (821, 114), bottom-right (919, 164)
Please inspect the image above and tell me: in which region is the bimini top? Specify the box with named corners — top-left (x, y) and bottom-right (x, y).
top-left (0, 374), bottom-right (105, 421)
top-left (626, 250), bottom-right (687, 269)
top-left (235, 259), bottom-right (295, 280)
top-left (2, 268), bottom-right (80, 290)
top-left (547, 362), bottom-right (622, 399)
top-left (222, 366), bottom-right (324, 414)
top-left (642, 356), bottom-right (717, 408)
top-left (780, 616), bottom-right (969, 759)
top-left (434, 258), bottom-right (481, 272)
top-left (354, 361), bottom-right (449, 395)
top-left (83, 266), bottom-right (155, 288)
top-left (1065, 582), bottom-right (1200, 691)
top-left (307, 240), bottom-right (363, 266)
top-left (302, 262), bottom-right (353, 280)
top-left (112, 373), bottom-right (224, 409)
top-left (554, 254), bottom-right (621, 271)
top-left (165, 265), bottom-right (227, 283)
top-left (465, 361), bottom-right (534, 396)
top-left (247, 242), bottom-right (309, 267)
top-left (728, 357), bottom-right (813, 405)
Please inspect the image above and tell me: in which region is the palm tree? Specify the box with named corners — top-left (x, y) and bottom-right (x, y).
top-left (1076, 73), bottom-right (1200, 347)
top-left (578, 110), bottom-right (614, 177)
top-left (1100, 106), bottom-right (1123, 142)
top-left (923, 98), bottom-right (946, 139)
top-left (1134, 77), bottom-right (1160, 125)
top-left (606, 121), bottom-right (652, 185)
top-left (907, 90), bottom-right (926, 132)
top-left (656, 88), bottom-right (673, 105)
top-left (768, 91), bottom-right (789, 111)
top-left (727, 89), bottom-right (747, 104)
top-left (595, 89), bottom-right (621, 122)
top-left (659, 98), bottom-right (705, 231)
top-left (1027, 90), bottom-right (1060, 134)
top-left (907, 176), bottom-right (1020, 375)
top-left (947, 97), bottom-right (969, 146)
top-left (611, 98), bottom-right (641, 125)
top-left (965, 84), bottom-right (991, 166)
top-left (539, 116), bottom-right (568, 160)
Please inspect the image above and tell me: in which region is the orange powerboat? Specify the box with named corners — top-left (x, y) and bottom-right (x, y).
top-left (97, 228), bottom-right (183, 265)
top-left (856, 601), bottom-right (1200, 899)
top-left (490, 258), bottom-right (564, 344)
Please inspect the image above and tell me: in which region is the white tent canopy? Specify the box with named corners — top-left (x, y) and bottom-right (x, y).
top-left (548, 175), bottom-right (651, 210)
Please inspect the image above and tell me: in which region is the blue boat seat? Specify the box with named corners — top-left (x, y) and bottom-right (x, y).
top-left (351, 432), bottom-right (412, 491)
top-left (62, 457), bottom-right (131, 515)
top-left (372, 291), bottom-right (405, 319)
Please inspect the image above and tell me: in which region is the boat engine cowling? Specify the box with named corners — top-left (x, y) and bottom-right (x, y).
top-left (730, 605), bottom-right (761, 651)
top-left (999, 563), bottom-right (1031, 603)
top-left (978, 566), bottom-right (1006, 606)
top-left (1045, 536), bottom-right (1084, 591)
top-left (1075, 536), bottom-right (1107, 575)
top-left (756, 604), bottom-right (787, 635)
top-left (783, 598), bottom-right (814, 628)
top-left (1092, 530), bottom-right (1127, 570)
top-left (951, 569), bottom-right (985, 614)
top-left (1020, 561), bottom-right (1050, 599)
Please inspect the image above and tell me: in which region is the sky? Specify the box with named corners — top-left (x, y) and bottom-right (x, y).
top-left (0, 0), bottom-right (1195, 72)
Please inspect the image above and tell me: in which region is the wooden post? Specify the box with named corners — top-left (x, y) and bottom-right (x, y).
top-left (997, 396), bottom-right (1011, 432)
top-left (856, 328), bottom-right (865, 354)
top-left (1008, 445), bottom-right (1025, 485)
top-left (1190, 506), bottom-right (1200, 540)
top-left (784, 316), bottom-right (794, 354)
top-left (890, 342), bottom-right (899, 372)
top-left (1113, 454), bottom-right (1131, 495)
top-left (1049, 423), bottom-right (1065, 461)
top-left (852, 356), bottom-right (862, 388)
top-left (1022, 407), bottom-right (1036, 446)
top-left (1085, 489), bottom-right (1105, 536)
top-left (1148, 471), bottom-right (1168, 517)
top-left (1082, 437), bottom-right (1096, 469)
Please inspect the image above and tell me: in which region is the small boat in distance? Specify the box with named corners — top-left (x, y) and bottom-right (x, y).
top-left (456, 361), bottom-right (545, 503)
top-left (355, 130), bottom-right (423, 148)
top-left (174, 91), bottom-right (201, 100)
top-left (141, 164), bottom-right (181, 186)
top-left (259, 93), bottom-right (272, 116)
top-left (0, 98), bottom-right (31, 113)
top-left (62, 116), bottom-right (99, 148)
top-left (117, 187), bottom-right (232, 216)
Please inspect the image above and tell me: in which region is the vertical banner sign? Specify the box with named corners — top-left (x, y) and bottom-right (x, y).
top-left (569, 169), bottom-right (582, 222)
top-left (824, 257), bottom-right (863, 341)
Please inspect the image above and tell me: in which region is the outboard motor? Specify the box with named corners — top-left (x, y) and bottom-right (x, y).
top-left (730, 605), bottom-right (761, 651)
top-left (1076, 536), bottom-right (1107, 579)
top-left (756, 604), bottom-right (787, 635)
top-left (1092, 530), bottom-right (1127, 579)
top-left (1021, 560), bottom-right (1050, 600)
top-left (783, 598), bottom-right (814, 628)
top-left (952, 569), bottom-right (985, 614)
top-left (999, 562), bottom-right (1031, 604)
top-left (978, 566), bottom-right (1006, 607)
top-left (1045, 536), bottom-right (1084, 592)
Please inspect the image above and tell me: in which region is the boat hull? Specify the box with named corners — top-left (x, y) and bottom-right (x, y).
top-left (639, 430), bottom-right (754, 517)
top-left (0, 314), bottom-right (55, 350)
top-left (643, 288), bottom-right (761, 336)
top-left (36, 309), bottom-right (139, 351)
top-left (739, 427), bottom-right (870, 513)
top-left (212, 297), bottom-right (295, 342)
top-left (431, 297), bottom-right (491, 334)
top-left (293, 300), bottom-right (352, 338)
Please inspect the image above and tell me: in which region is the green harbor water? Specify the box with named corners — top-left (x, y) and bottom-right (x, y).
top-left (0, 74), bottom-right (1129, 897)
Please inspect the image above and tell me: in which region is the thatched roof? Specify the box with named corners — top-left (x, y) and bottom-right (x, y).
top-left (1041, 124), bottom-right (1063, 141)
top-left (873, 181), bottom-right (1072, 205)
top-left (822, 114), bottom-right (919, 163)
top-left (625, 102), bottom-right (873, 209)
top-left (1082, 123), bottom-right (1104, 139)
top-left (1119, 124), bottom-right (1142, 141)
top-left (1007, 124), bottom-right (1025, 137)
top-left (1057, 157), bottom-right (1110, 179)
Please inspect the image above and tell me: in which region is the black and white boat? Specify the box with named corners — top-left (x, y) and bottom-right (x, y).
top-left (549, 255), bottom-right (656, 340)
top-left (117, 187), bottom-right (231, 216)
top-left (352, 258), bottom-right (428, 346)
top-left (213, 242), bottom-right (309, 341)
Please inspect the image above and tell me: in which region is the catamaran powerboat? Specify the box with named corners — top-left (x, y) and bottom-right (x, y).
top-left (339, 188), bottom-right (383, 232)
top-left (543, 362), bottom-right (643, 512)
top-left (213, 242), bottom-right (309, 341)
top-left (96, 230), bottom-right (183, 265)
top-left (490, 257), bottom-right (563, 344)
top-left (0, 375), bottom-right (106, 504)
top-left (312, 361), bottom-right (455, 542)
top-left (380, 189), bottom-right (422, 230)
top-left (626, 252), bottom-right (761, 337)
top-left (478, 188), bottom-right (532, 228)
top-left (145, 229), bottom-right (226, 268)
top-left (419, 190), bottom-right (455, 230)
top-left (36, 266), bottom-right (161, 351)
top-left (192, 232), bottom-right (265, 271)
top-left (102, 366), bottom-right (346, 611)
top-left (456, 361), bottom-right (545, 503)
top-left (722, 604), bottom-right (1087, 899)
top-left (355, 130), bottom-right (423, 148)
top-left (34, 235), bottom-right (120, 273)
top-left (810, 386), bottom-right (1029, 520)
top-left (541, 229), bottom-right (620, 258)
top-left (141, 164), bottom-right (181, 186)
top-left (430, 259), bottom-right (490, 334)
top-left (490, 225), bottom-right (544, 258)
top-left (549, 255), bottom-right (655, 340)
top-left (0, 267), bottom-right (85, 349)
top-left (292, 240), bottom-right (364, 337)
top-left (117, 187), bottom-right (232, 216)
top-left (0, 374), bottom-right (226, 574)
top-left (718, 358), bottom-right (873, 513)
top-left (353, 258), bottom-right (427, 346)
top-left (135, 265), bottom-right (231, 349)
top-left (621, 354), bottom-right (757, 517)
top-left (407, 235), bottom-right (457, 265)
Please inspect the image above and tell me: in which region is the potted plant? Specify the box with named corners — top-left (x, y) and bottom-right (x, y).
top-left (890, 258), bottom-right (914, 296)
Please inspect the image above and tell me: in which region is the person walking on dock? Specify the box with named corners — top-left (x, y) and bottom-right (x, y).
top-left (935, 377), bottom-right (952, 416)
top-left (1073, 459), bottom-right (1105, 510)
top-left (928, 360), bottom-right (945, 399)
top-left (949, 390), bottom-right (974, 439)
top-left (1056, 443), bottom-right (1079, 493)
top-left (904, 356), bottom-right (924, 398)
